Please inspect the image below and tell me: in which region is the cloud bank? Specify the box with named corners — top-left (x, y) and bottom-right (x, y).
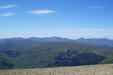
top-left (0, 12), bottom-right (15, 16)
top-left (0, 4), bottom-right (17, 9)
top-left (29, 10), bottom-right (57, 15)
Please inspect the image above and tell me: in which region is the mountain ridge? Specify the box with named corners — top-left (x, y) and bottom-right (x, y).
top-left (0, 37), bottom-right (113, 47)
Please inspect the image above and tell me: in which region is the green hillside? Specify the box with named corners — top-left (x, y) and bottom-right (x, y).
top-left (0, 41), bottom-right (113, 69)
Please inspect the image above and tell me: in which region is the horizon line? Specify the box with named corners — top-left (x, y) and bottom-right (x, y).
top-left (0, 36), bottom-right (112, 40)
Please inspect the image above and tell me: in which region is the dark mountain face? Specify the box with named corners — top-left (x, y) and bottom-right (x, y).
top-left (0, 37), bottom-right (113, 69)
top-left (0, 41), bottom-right (113, 69)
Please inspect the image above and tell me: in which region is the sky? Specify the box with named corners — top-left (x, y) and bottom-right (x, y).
top-left (0, 0), bottom-right (113, 39)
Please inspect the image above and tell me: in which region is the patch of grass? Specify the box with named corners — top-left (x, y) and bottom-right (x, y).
top-left (0, 64), bottom-right (113, 75)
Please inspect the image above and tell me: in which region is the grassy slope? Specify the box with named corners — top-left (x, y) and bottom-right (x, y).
top-left (1, 42), bottom-right (113, 69)
top-left (0, 64), bottom-right (113, 75)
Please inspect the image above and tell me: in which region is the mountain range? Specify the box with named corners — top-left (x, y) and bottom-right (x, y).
top-left (1, 37), bottom-right (113, 47)
top-left (0, 37), bottom-right (113, 69)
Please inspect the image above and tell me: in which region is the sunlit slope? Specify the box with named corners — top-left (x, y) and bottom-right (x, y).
top-left (0, 64), bottom-right (113, 75)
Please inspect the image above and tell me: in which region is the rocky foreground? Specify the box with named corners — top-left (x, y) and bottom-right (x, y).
top-left (0, 64), bottom-right (113, 75)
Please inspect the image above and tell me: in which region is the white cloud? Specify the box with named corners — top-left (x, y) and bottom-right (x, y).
top-left (29, 10), bottom-right (57, 15)
top-left (0, 12), bottom-right (15, 16)
top-left (0, 4), bottom-right (17, 9)
top-left (89, 6), bottom-right (104, 8)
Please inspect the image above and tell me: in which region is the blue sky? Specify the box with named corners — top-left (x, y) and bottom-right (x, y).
top-left (0, 0), bottom-right (113, 39)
